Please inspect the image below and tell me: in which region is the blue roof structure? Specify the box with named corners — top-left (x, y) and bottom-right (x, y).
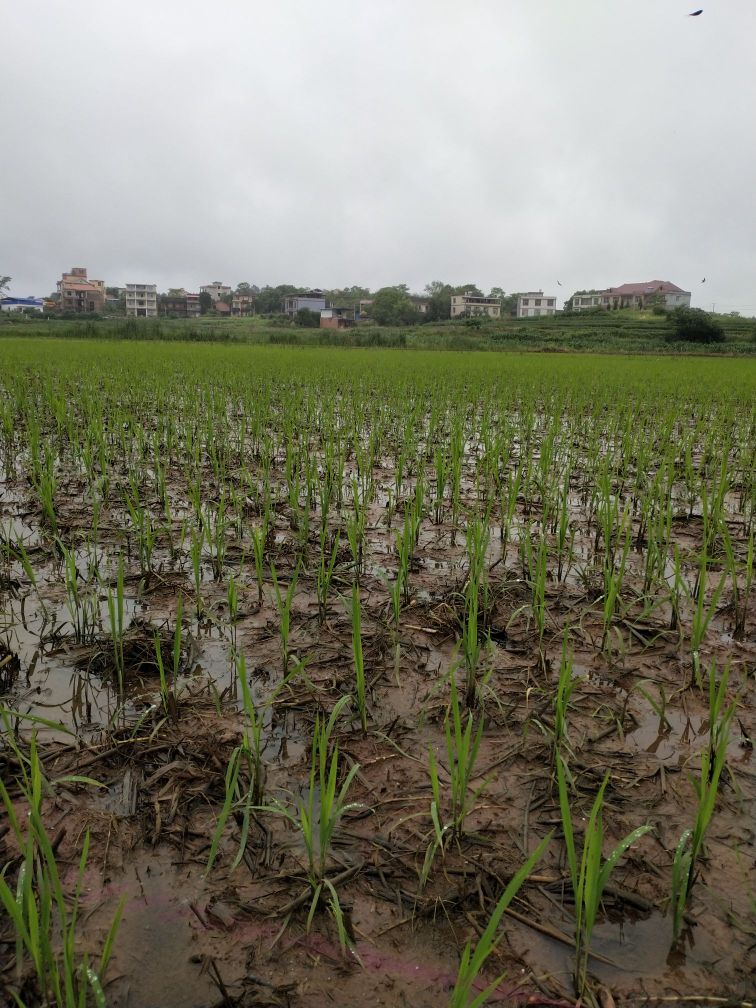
top-left (1, 297), bottom-right (44, 308)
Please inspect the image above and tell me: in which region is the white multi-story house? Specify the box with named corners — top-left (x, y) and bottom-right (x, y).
top-left (123, 283), bottom-right (158, 318)
top-left (200, 281), bottom-right (232, 303)
top-left (517, 292), bottom-right (557, 318)
top-left (450, 294), bottom-right (501, 318)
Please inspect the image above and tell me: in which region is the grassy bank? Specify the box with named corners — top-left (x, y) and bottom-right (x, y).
top-left (1, 308), bottom-right (755, 353)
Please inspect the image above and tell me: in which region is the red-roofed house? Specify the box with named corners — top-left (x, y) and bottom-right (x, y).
top-left (57, 267), bottom-right (106, 313)
top-left (602, 281), bottom-right (690, 311)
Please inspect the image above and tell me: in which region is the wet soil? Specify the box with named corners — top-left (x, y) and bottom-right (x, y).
top-left (1, 406), bottom-right (755, 1007)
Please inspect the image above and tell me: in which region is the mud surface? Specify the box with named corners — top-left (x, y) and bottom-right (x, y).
top-left (1, 347), bottom-right (755, 1007)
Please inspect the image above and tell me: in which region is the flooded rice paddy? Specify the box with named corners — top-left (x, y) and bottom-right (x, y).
top-left (1, 341), bottom-right (754, 1007)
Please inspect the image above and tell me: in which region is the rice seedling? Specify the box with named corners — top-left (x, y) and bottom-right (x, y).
top-left (316, 527), bottom-right (339, 625)
top-left (250, 524), bottom-right (266, 605)
top-left (461, 517), bottom-right (489, 707)
top-left (556, 754), bottom-right (653, 997)
top-left (669, 660), bottom-right (735, 940)
top-left (448, 833), bottom-right (551, 1008)
top-left (153, 592), bottom-right (183, 718)
top-left (346, 480), bottom-right (367, 584)
top-left (271, 562), bottom-right (298, 672)
top-left (189, 525), bottom-right (204, 617)
top-left (226, 572), bottom-right (239, 647)
top-left (59, 540), bottom-right (97, 645)
top-left (252, 697), bottom-right (361, 944)
top-left (688, 549), bottom-right (727, 687)
top-left (348, 584), bottom-right (368, 734)
top-left (0, 734), bottom-right (123, 1008)
top-left (207, 652), bottom-right (270, 872)
top-left (600, 509), bottom-right (631, 655)
top-left (433, 447), bottom-right (446, 525)
top-left (552, 632), bottom-right (577, 757)
top-left (34, 447), bottom-right (58, 535)
top-left (422, 676), bottom-right (486, 886)
top-left (721, 524), bottom-right (754, 641)
top-left (104, 555), bottom-right (126, 692)
top-left (125, 492), bottom-right (156, 577)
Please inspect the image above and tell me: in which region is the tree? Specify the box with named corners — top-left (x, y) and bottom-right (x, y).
top-left (0, 276), bottom-right (11, 297)
top-left (424, 281), bottom-right (453, 321)
top-left (453, 283), bottom-right (483, 297)
top-left (324, 285), bottom-right (371, 306)
top-left (255, 284), bottom-right (299, 314)
top-left (199, 291), bottom-right (213, 315)
top-left (666, 306), bottom-right (724, 344)
top-left (370, 286), bottom-right (420, 326)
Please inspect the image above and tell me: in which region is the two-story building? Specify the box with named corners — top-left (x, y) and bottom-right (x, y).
top-left (282, 291), bottom-right (327, 317)
top-left (450, 294), bottom-right (501, 318)
top-left (516, 292), bottom-right (557, 318)
top-left (161, 290), bottom-right (201, 317)
top-left (570, 292), bottom-right (603, 312)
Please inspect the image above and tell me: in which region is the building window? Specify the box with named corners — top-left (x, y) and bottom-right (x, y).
top-left (522, 299), bottom-right (529, 306)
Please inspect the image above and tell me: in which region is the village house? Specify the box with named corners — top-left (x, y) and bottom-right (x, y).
top-left (57, 267), bottom-right (106, 314)
top-left (570, 281), bottom-right (691, 312)
top-left (200, 281), bottom-right (232, 303)
top-left (601, 281), bottom-right (691, 310)
top-left (123, 283), bottom-right (158, 318)
top-left (161, 290), bottom-right (201, 317)
top-left (320, 307), bottom-right (356, 329)
top-left (282, 290), bottom-right (327, 317)
top-left (231, 293), bottom-right (255, 316)
top-left (516, 292), bottom-right (557, 318)
top-left (450, 293), bottom-right (502, 318)
top-left (570, 291), bottom-right (603, 311)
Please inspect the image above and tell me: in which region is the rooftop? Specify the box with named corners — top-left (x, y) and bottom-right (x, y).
top-left (607, 281), bottom-right (688, 295)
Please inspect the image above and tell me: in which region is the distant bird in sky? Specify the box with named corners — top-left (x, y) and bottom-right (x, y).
top-left (701, 278), bottom-right (706, 283)
top-left (689, 9), bottom-right (703, 15)
top-left (557, 280), bottom-right (562, 286)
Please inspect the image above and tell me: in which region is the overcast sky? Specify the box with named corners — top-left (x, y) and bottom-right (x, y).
top-left (2, 0), bottom-right (754, 312)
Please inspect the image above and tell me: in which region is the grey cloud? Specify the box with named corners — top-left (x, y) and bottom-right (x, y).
top-left (1, 0), bottom-right (754, 312)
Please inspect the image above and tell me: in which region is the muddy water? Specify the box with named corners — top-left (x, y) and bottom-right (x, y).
top-left (85, 853), bottom-right (219, 1008)
top-left (2, 378), bottom-right (756, 1006)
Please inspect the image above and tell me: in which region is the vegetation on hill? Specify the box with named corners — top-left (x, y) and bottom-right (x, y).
top-left (1, 307), bottom-right (754, 354)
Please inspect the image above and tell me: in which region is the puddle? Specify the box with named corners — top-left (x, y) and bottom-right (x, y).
top-left (626, 698), bottom-right (748, 766)
top-left (85, 853), bottom-right (219, 1008)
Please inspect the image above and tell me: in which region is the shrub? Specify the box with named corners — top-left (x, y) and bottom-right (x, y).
top-left (295, 308), bottom-right (320, 328)
top-left (667, 307), bottom-right (724, 344)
